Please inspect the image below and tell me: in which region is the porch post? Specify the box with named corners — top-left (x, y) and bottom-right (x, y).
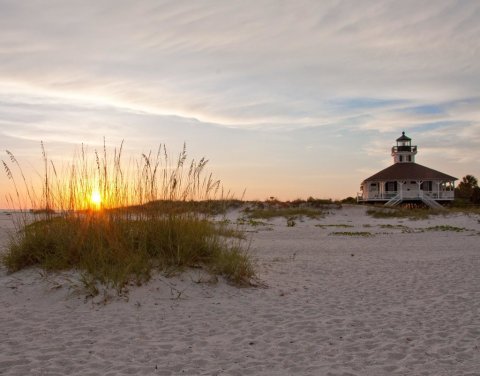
top-left (416, 180), bottom-right (423, 198)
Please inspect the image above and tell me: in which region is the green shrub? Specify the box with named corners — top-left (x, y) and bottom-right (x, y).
top-left (341, 196), bottom-right (357, 204)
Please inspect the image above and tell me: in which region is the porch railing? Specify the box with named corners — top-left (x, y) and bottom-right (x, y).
top-left (358, 190), bottom-right (454, 201)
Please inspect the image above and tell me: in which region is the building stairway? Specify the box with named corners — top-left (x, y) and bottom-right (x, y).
top-left (384, 194), bottom-right (402, 207)
top-left (419, 193), bottom-right (446, 210)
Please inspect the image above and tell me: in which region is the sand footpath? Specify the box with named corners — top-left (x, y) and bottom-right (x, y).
top-left (1, 206), bottom-right (480, 375)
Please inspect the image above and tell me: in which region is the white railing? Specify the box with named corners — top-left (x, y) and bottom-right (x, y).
top-left (358, 190), bottom-right (454, 201)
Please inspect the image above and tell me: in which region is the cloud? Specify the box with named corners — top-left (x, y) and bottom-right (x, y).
top-left (1, 0), bottom-right (479, 129)
top-left (0, 0), bottom-right (479, 205)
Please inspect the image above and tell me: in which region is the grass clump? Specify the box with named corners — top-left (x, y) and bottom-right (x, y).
top-left (236, 217), bottom-right (270, 227)
top-left (424, 225), bottom-right (466, 232)
top-left (315, 224), bottom-right (354, 229)
top-left (446, 206), bottom-right (480, 216)
top-left (2, 141), bottom-right (254, 292)
top-left (4, 215), bottom-right (251, 288)
top-left (329, 231), bottom-right (373, 237)
top-left (246, 207), bottom-right (324, 220)
top-left (366, 208), bottom-right (437, 220)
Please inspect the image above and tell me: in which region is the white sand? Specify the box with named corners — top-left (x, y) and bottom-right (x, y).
top-left (1, 206), bottom-right (480, 375)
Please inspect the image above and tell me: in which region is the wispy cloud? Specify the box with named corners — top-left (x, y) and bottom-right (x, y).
top-left (0, 0), bottom-right (479, 203)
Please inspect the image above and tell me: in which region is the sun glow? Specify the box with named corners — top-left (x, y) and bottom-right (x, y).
top-left (90, 190), bottom-right (102, 207)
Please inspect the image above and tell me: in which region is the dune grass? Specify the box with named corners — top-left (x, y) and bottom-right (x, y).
top-left (366, 207), bottom-right (436, 220)
top-left (366, 206), bottom-right (480, 220)
top-left (245, 207), bottom-right (324, 220)
top-left (2, 141), bottom-right (254, 292)
top-left (447, 206), bottom-right (480, 215)
top-left (315, 223), bottom-right (354, 228)
top-left (329, 231), bottom-right (373, 237)
top-left (424, 225), bottom-right (466, 232)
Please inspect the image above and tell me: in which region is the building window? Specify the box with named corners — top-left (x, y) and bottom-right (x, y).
top-left (407, 155), bottom-right (411, 162)
top-left (421, 181), bottom-right (433, 191)
top-left (386, 182), bottom-right (397, 191)
top-left (399, 155), bottom-right (403, 162)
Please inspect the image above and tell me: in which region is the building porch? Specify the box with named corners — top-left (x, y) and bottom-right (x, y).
top-left (357, 180), bottom-right (455, 204)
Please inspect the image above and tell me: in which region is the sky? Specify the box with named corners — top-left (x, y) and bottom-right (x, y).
top-left (1, 0), bottom-right (479, 207)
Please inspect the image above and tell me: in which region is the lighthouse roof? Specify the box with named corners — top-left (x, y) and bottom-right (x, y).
top-left (362, 162), bottom-right (457, 183)
top-left (396, 131), bottom-right (411, 142)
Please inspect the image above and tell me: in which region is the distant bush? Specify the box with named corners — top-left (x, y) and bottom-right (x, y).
top-left (341, 196), bottom-right (357, 204)
top-left (306, 196), bottom-right (334, 207)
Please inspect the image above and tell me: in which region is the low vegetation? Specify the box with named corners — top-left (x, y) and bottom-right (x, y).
top-left (315, 224), bottom-right (354, 228)
top-left (236, 217), bottom-right (270, 227)
top-left (424, 225), bottom-right (466, 232)
top-left (2, 141), bottom-right (254, 293)
top-left (380, 223), bottom-right (410, 231)
top-left (366, 207), bottom-right (437, 220)
top-left (447, 206), bottom-right (480, 215)
top-left (329, 231), bottom-right (373, 237)
top-left (245, 207), bottom-right (325, 220)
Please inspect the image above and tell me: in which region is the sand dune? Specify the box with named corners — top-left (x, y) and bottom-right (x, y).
top-left (1, 206), bottom-right (480, 375)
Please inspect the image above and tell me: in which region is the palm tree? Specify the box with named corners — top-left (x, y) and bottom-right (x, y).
top-left (461, 175), bottom-right (478, 187)
top-left (456, 175), bottom-right (479, 200)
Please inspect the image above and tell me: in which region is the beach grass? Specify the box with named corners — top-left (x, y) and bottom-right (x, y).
top-left (424, 225), bottom-right (466, 232)
top-left (315, 223), bottom-right (354, 228)
top-left (329, 231), bottom-right (373, 237)
top-left (2, 141), bottom-right (254, 291)
top-left (366, 207), bottom-right (436, 220)
top-left (366, 205), bottom-right (480, 220)
top-left (447, 206), bottom-right (480, 215)
top-left (245, 207), bottom-right (324, 220)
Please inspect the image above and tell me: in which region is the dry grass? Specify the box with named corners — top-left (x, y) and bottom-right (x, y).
top-left (329, 231), bottom-right (373, 237)
top-left (245, 207), bottom-right (324, 220)
top-left (367, 205), bottom-right (480, 220)
top-left (424, 225), bottom-right (467, 232)
top-left (2, 141), bottom-right (254, 292)
top-left (447, 206), bottom-right (480, 215)
top-left (315, 224), bottom-right (354, 229)
top-left (366, 207), bottom-right (437, 220)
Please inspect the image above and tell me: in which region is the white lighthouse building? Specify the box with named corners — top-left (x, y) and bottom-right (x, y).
top-left (358, 132), bottom-right (457, 208)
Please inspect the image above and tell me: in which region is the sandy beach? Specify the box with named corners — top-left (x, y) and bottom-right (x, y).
top-left (1, 205), bottom-right (480, 375)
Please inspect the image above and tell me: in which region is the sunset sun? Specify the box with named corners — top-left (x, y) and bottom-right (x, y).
top-left (90, 190), bottom-right (102, 207)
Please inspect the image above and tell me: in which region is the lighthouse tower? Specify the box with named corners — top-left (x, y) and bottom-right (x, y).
top-left (391, 131), bottom-right (417, 163)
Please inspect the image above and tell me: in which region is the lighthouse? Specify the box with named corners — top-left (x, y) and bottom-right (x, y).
top-left (357, 132), bottom-right (457, 208)
top-left (391, 132), bottom-right (417, 163)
